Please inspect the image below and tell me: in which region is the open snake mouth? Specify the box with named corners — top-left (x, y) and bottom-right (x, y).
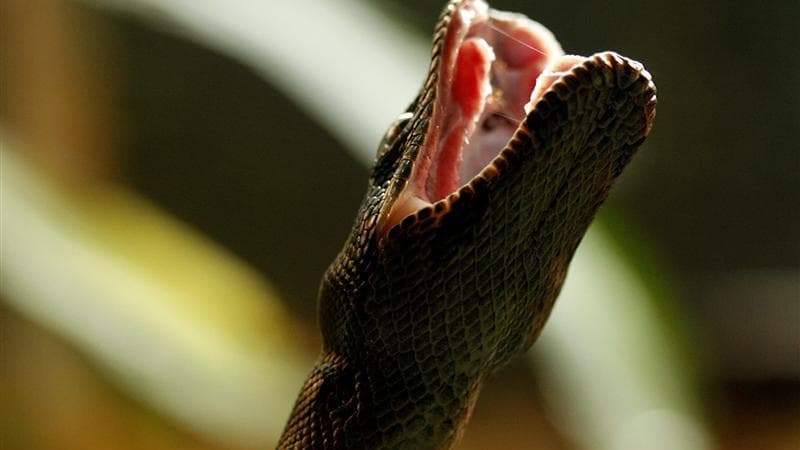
top-left (381, 0), bottom-right (588, 233)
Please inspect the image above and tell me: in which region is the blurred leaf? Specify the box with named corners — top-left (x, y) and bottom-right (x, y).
top-left (1, 142), bottom-right (312, 446)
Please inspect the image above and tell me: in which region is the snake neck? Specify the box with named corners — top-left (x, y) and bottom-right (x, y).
top-left (278, 278), bottom-right (490, 449)
top-left (277, 349), bottom-right (482, 450)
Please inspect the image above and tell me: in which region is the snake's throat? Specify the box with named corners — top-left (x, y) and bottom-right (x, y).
top-left (383, 0), bottom-right (576, 232)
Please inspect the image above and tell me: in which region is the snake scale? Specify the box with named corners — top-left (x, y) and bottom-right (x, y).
top-left (278, 0), bottom-right (656, 448)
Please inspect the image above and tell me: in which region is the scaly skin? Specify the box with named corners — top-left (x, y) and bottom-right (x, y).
top-left (278, 1), bottom-right (656, 448)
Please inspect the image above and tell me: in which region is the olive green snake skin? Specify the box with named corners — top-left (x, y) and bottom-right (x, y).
top-left (278, 1), bottom-right (657, 448)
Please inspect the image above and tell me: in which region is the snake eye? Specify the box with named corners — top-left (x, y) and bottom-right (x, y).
top-left (376, 112), bottom-right (413, 159)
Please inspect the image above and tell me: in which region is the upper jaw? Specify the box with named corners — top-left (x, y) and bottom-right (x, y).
top-left (377, 0), bottom-right (571, 238)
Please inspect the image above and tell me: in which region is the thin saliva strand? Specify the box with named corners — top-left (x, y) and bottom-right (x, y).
top-left (485, 21), bottom-right (550, 57)
top-left (493, 111), bottom-right (525, 125)
top-left (483, 24), bottom-right (572, 79)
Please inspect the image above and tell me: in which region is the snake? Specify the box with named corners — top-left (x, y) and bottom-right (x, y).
top-left (277, 0), bottom-right (656, 448)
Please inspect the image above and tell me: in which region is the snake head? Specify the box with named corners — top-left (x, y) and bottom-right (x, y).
top-left (310, 1), bottom-right (655, 446)
top-left (322, 0), bottom-right (656, 367)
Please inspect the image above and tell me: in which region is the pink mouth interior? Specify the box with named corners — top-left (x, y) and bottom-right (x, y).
top-left (383, 1), bottom-right (580, 231)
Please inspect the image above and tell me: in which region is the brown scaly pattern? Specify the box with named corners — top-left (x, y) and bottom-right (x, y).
top-left (277, 4), bottom-right (657, 450)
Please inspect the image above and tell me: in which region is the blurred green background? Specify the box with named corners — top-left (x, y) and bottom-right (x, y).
top-left (1, 0), bottom-right (797, 449)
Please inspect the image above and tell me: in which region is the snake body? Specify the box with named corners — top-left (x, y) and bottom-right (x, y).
top-left (278, 1), bottom-right (656, 448)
